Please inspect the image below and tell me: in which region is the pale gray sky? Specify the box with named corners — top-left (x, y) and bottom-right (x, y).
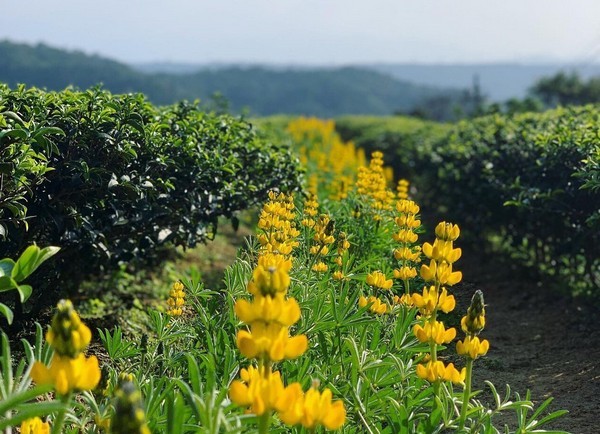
top-left (3, 0), bottom-right (600, 65)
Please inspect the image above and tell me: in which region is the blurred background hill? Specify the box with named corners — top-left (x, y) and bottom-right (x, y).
top-left (2, 39), bottom-right (600, 120)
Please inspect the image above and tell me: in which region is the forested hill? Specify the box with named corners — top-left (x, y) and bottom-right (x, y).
top-left (0, 40), bottom-right (459, 116)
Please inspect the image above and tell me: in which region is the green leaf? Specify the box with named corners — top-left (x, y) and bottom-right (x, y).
top-left (0, 302), bottom-right (13, 324)
top-left (0, 258), bottom-right (15, 277)
top-left (0, 275), bottom-right (18, 292)
top-left (32, 126), bottom-right (65, 140)
top-left (16, 284), bottom-right (33, 303)
top-left (12, 245), bottom-right (59, 282)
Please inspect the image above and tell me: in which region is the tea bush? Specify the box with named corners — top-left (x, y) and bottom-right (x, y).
top-left (0, 84), bottom-right (300, 319)
top-left (336, 109), bottom-right (600, 295)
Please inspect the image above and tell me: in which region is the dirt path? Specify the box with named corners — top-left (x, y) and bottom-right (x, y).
top-left (457, 249), bottom-right (600, 434)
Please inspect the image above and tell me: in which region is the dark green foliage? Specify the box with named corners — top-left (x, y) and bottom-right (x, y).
top-left (531, 72), bottom-right (600, 107)
top-left (0, 84), bottom-right (300, 319)
top-left (336, 109), bottom-right (600, 295)
top-left (335, 115), bottom-right (451, 177)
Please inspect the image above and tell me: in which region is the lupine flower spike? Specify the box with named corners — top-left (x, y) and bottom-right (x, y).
top-left (392, 198), bottom-right (422, 302)
top-left (230, 192), bottom-right (345, 432)
top-left (166, 281), bottom-right (185, 316)
top-left (413, 222), bottom-right (465, 390)
top-left (31, 300), bottom-right (101, 396)
top-left (458, 290), bottom-right (490, 429)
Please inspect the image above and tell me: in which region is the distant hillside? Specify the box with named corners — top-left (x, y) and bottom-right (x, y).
top-left (367, 63), bottom-right (600, 101)
top-left (0, 40), bottom-right (460, 117)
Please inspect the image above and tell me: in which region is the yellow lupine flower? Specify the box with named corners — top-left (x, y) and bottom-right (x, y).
top-left (393, 229), bottom-right (419, 244)
top-left (422, 240), bottom-right (461, 264)
top-left (167, 281), bottom-right (186, 316)
top-left (229, 366), bottom-right (287, 416)
top-left (312, 261), bottom-right (329, 272)
top-left (46, 299), bottom-right (91, 358)
top-left (456, 336), bottom-right (490, 359)
top-left (332, 270), bottom-right (344, 281)
top-left (310, 245), bottom-right (329, 255)
top-left (416, 360), bottom-right (465, 385)
top-left (434, 222), bottom-right (460, 241)
top-left (359, 295), bottom-right (388, 314)
top-left (393, 266), bottom-right (417, 280)
top-left (393, 293), bottom-right (414, 307)
top-left (251, 254), bottom-right (292, 296)
top-left (366, 271), bottom-right (393, 290)
top-left (462, 290), bottom-right (486, 335)
top-left (394, 247), bottom-right (421, 262)
top-left (278, 383), bottom-right (346, 430)
top-left (31, 353), bottom-right (101, 396)
top-left (412, 286), bottom-right (456, 316)
top-left (396, 199), bottom-right (420, 215)
top-left (420, 260), bottom-right (462, 285)
top-left (20, 417), bottom-right (50, 434)
top-left (236, 323), bottom-right (308, 361)
top-left (413, 320), bottom-right (456, 345)
top-left (461, 314), bottom-right (486, 335)
top-left (234, 295), bottom-right (301, 327)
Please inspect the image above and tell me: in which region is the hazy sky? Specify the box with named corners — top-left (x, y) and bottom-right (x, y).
top-left (3, 1), bottom-right (600, 65)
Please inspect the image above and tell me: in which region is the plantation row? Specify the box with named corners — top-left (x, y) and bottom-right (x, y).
top-left (0, 85), bottom-right (300, 322)
top-left (2, 116), bottom-right (569, 433)
top-left (335, 110), bottom-right (600, 295)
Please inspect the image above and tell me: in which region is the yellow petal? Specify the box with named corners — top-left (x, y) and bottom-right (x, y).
top-left (285, 335), bottom-right (308, 359)
top-left (76, 355), bottom-right (101, 390)
top-left (323, 400), bottom-right (346, 430)
top-left (229, 381), bottom-right (251, 406)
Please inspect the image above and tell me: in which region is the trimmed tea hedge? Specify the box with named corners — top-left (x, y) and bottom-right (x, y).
top-left (336, 108), bottom-right (600, 294)
top-left (0, 84), bottom-right (300, 317)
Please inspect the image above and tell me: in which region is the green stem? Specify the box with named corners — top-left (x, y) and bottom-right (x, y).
top-left (51, 393), bottom-right (72, 434)
top-left (459, 358), bottom-right (474, 430)
top-left (258, 412), bottom-right (271, 434)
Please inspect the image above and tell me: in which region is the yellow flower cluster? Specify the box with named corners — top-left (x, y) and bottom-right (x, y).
top-left (457, 290), bottom-right (489, 360)
top-left (231, 194), bottom-right (345, 431)
top-left (366, 270), bottom-right (393, 290)
top-left (359, 270), bottom-right (393, 315)
top-left (420, 222), bottom-right (462, 286)
top-left (287, 117), bottom-right (365, 200)
top-left (392, 199), bottom-right (422, 297)
top-left (166, 281), bottom-right (185, 316)
top-left (20, 417), bottom-right (50, 434)
top-left (279, 382), bottom-right (346, 430)
top-left (412, 223), bottom-right (465, 386)
top-left (301, 194), bottom-right (319, 228)
top-left (31, 300), bottom-right (101, 396)
top-left (310, 214), bottom-right (335, 272)
top-left (396, 178), bottom-right (410, 200)
top-left (356, 151), bottom-right (395, 221)
top-left (332, 231), bottom-right (350, 280)
top-left (413, 320), bottom-right (456, 345)
top-left (257, 191), bottom-right (300, 257)
top-left (416, 360), bottom-right (465, 384)
top-left (359, 295), bottom-right (388, 315)
top-left (235, 254), bottom-right (307, 362)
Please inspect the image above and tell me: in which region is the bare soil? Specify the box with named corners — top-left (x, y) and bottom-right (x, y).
top-left (456, 248), bottom-right (600, 434)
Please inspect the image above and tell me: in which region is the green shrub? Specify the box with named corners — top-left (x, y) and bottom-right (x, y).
top-left (0, 84), bottom-right (300, 320)
top-left (335, 109), bottom-right (600, 295)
